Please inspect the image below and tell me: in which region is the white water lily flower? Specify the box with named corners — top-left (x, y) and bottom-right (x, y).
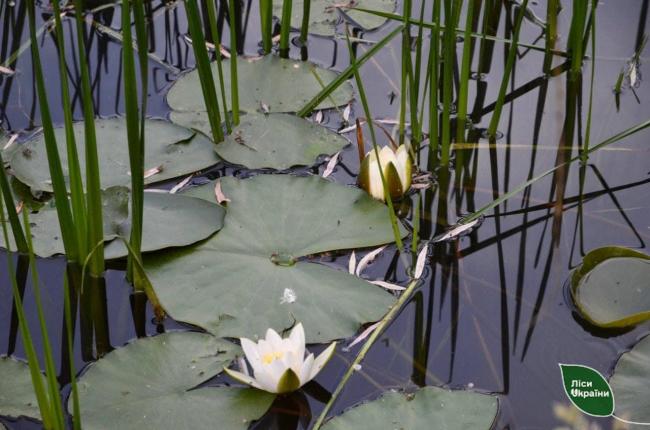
top-left (358, 145), bottom-right (412, 201)
top-left (224, 323), bottom-right (337, 394)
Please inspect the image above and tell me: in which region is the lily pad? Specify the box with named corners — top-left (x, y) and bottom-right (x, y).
top-left (609, 334), bottom-right (650, 427)
top-left (72, 332), bottom-right (274, 430)
top-left (321, 386), bottom-right (499, 429)
top-left (145, 174), bottom-right (405, 343)
top-left (170, 112), bottom-right (349, 170)
top-left (570, 246), bottom-right (650, 328)
top-left (167, 56), bottom-right (353, 114)
top-left (0, 356), bottom-right (45, 420)
top-left (273, 0), bottom-right (396, 36)
top-left (9, 118), bottom-right (218, 193)
top-left (0, 187), bottom-right (224, 259)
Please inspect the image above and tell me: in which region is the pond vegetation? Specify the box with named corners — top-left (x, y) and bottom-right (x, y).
top-left (0, 0), bottom-right (649, 428)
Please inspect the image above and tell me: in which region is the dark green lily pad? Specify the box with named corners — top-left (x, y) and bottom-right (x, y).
top-left (273, 0), bottom-right (396, 36)
top-left (9, 118), bottom-right (219, 193)
top-left (0, 356), bottom-right (45, 420)
top-left (0, 187), bottom-right (224, 259)
top-left (609, 334), bottom-right (650, 427)
top-left (72, 332), bottom-right (274, 430)
top-left (167, 56), bottom-right (353, 114)
top-left (571, 246), bottom-right (650, 328)
top-left (170, 112), bottom-right (349, 170)
top-left (145, 174), bottom-right (405, 343)
top-left (321, 386), bottom-right (499, 429)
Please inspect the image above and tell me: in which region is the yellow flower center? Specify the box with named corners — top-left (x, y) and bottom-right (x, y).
top-left (262, 351), bottom-right (284, 365)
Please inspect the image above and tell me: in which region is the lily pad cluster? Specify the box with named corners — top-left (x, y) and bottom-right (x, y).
top-left (167, 56), bottom-right (353, 170)
top-left (0, 356), bottom-right (44, 421)
top-left (609, 334), bottom-right (650, 427)
top-left (570, 246), bottom-right (650, 328)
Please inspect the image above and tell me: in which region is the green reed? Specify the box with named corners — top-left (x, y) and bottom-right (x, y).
top-left (185, 0), bottom-right (225, 142)
top-left (456, 1), bottom-right (478, 142)
top-left (279, 0), bottom-right (293, 57)
top-left (205, 0), bottom-right (232, 132)
top-left (300, 0), bottom-right (311, 43)
top-left (260, 0), bottom-right (273, 54)
top-left (228, 0), bottom-right (240, 124)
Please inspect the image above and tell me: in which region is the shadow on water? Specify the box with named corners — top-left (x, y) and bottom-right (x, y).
top-left (1, 0), bottom-right (650, 429)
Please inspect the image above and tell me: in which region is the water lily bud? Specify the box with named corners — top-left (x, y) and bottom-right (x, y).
top-left (357, 145), bottom-right (412, 202)
top-left (224, 323), bottom-right (336, 394)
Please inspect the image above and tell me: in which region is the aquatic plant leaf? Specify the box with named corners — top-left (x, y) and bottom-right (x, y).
top-left (0, 356), bottom-right (45, 420)
top-left (571, 246), bottom-right (650, 328)
top-left (0, 188), bottom-right (224, 259)
top-left (167, 56), bottom-right (353, 114)
top-left (145, 174), bottom-right (405, 343)
top-left (273, 0), bottom-right (396, 36)
top-left (171, 112), bottom-right (348, 170)
top-left (9, 118), bottom-right (218, 193)
top-left (321, 386), bottom-right (498, 429)
top-left (72, 332), bottom-right (274, 430)
top-left (609, 334), bottom-right (650, 427)
top-left (559, 364), bottom-right (614, 417)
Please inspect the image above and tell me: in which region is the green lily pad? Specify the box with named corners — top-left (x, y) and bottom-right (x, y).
top-left (145, 174), bottom-right (404, 343)
top-left (170, 112), bottom-right (349, 170)
top-left (321, 386), bottom-right (499, 429)
top-left (609, 334), bottom-right (650, 427)
top-left (570, 246), bottom-right (650, 328)
top-left (9, 118), bottom-right (219, 193)
top-left (72, 332), bottom-right (274, 430)
top-left (273, 0), bottom-right (396, 36)
top-left (0, 187), bottom-right (224, 259)
top-left (0, 356), bottom-right (45, 420)
top-left (167, 56), bottom-right (353, 114)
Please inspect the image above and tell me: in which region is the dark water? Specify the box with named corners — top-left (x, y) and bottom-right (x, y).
top-left (1, 0), bottom-right (649, 428)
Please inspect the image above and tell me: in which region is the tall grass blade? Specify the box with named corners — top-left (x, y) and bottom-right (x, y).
top-left (205, 0), bottom-right (232, 132)
top-left (486, 0), bottom-right (528, 139)
top-left (456, 1), bottom-right (478, 141)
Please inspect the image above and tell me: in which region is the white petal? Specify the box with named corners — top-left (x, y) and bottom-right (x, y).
top-left (265, 328), bottom-right (284, 350)
top-left (395, 145), bottom-right (411, 189)
top-left (289, 323), bottom-right (306, 358)
top-left (224, 368), bottom-right (267, 391)
top-left (367, 159), bottom-right (385, 200)
top-left (241, 338), bottom-right (263, 374)
top-left (308, 342), bottom-right (337, 381)
top-left (299, 353), bottom-right (315, 385)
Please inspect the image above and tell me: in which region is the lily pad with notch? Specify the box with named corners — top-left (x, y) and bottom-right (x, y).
top-left (273, 0), bottom-right (396, 37)
top-left (570, 246), bottom-right (650, 329)
top-left (170, 112), bottom-right (349, 170)
top-left (609, 334), bottom-right (650, 428)
top-left (167, 56), bottom-right (353, 114)
top-left (71, 332), bottom-right (274, 430)
top-left (0, 356), bottom-right (45, 421)
top-left (8, 118), bottom-right (219, 194)
top-left (144, 174), bottom-right (406, 343)
top-left (321, 386), bottom-right (499, 429)
top-left (0, 186), bottom-right (224, 259)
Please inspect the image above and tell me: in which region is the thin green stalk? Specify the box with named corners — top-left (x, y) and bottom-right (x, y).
top-left (568, 0), bottom-right (588, 80)
top-left (63, 274), bottom-right (81, 430)
top-left (311, 280), bottom-right (419, 429)
top-left (440, 0), bottom-right (462, 165)
top-left (185, 0), bottom-right (224, 142)
top-left (456, 1), bottom-right (477, 141)
top-left (0, 152), bottom-right (27, 253)
top-left (345, 30), bottom-right (404, 252)
top-left (26, 0), bottom-right (79, 263)
top-left (205, 0), bottom-right (232, 132)
top-left (461, 117), bottom-right (650, 224)
top-left (23, 210), bottom-right (66, 428)
top-left (427, 0), bottom-right (441, 168)
top-left (0, 193), bottom-right (55, 429)
top-left (51, 0), bottom-right (88, 259)
top-left (581, 1), bottom-right (597, 163)
top-left (72, 0), bottom-right (105, 277)
top-left (297, 25), bottom-right (403, 117)
top-left (398, 0), bottom-right (412, 146)
top-left (260, 0), bottom-right (273, 54)
top-left (228, 0), bottom-right (240, 124)
top-left (409, 0), bottom-right (427, 148)
top-left (486, 0), bottom-right (528, 139)
top-left (279, 0), bottom-right (293, 58)
top-left (300, 0), bottom-right (311, 43)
